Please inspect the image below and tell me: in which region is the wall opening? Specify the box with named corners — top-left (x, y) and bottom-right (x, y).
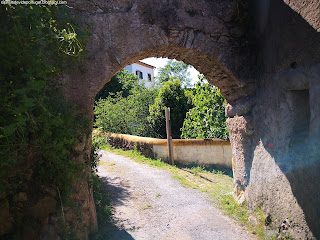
top-left (94, 57), bottom-right (229, 141)
top-left (91, 55), bottom-right (238, 238)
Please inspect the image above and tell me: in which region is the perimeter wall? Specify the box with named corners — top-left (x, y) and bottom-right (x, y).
top-left (102, 133), bottom-right (232, 169)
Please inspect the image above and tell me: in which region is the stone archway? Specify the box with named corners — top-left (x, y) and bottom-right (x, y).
top-left (66, 0), bottom-right (256, 107)
top-left (60, 0), bottom-right (257, 238)
top-left (43, 0), bottom-right (320, 239)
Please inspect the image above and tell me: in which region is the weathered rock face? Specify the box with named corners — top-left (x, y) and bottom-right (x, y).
top-left (246, 64), bottom-right (320, 239)
top-left (283, 0), bottom-right (320, 33)
top-left (2, 0), bottom-right (319, 239)
top-left (246, 1), bottom-right (320, 239)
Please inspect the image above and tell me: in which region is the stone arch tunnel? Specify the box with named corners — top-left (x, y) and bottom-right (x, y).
top-left (1, 0), bottom-right (320, 239)
top-left (60, 1), bottom-right (320, 239)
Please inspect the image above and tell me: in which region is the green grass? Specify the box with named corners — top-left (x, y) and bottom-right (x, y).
top-left (141, 204), bottom-right (152, 210)
top-left (91, 173), bottom-right (113, 240)
top-left (97, 142), bottom-right (287, 239)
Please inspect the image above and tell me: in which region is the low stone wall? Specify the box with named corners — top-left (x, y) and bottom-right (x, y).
top-left (101, 133), bottom-right (232, 169)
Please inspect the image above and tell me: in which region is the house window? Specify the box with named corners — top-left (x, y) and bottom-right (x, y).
top-left (148, 73), bottom-right (152, 81)
top-left (136, 70), bottom-right (143, 79)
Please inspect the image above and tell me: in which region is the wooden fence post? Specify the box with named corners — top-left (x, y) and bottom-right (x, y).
top-left (165, 107), bottom-right (174, 165)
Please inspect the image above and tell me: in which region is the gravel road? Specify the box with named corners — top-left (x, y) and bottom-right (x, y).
top-left (97, 150), bottom-right (254, 240)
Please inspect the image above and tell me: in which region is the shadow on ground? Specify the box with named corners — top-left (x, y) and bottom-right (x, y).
top-left (175, 162), bottom-right (233, 178)
top-left (92, 175), bottom-right (135, 240)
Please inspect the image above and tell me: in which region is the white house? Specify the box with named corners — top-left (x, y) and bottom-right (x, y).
top-left (125, 61), bottom-right (155, 88)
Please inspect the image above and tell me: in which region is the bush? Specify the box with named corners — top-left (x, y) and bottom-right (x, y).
top-left (94, 93), bottom-right (134, 134)
top-left (94, 82), bottom-right (157, 137)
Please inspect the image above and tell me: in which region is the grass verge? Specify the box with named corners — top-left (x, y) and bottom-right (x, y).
top-left (91, 173), bottom-right (113, 240)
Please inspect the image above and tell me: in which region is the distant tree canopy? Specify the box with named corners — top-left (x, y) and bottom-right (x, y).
top-left (181, 77), bottom-right (229, 139)
top-left (94, 70), bottom-right (157, 136)
top-left (94, 63), bottom-right (229, 140)
top-left (156, 60), bottom-right (192, 88)
top-left (95, 69), bottom-right (138, 101)
top-left (148, 79), bottom-right (193, 139)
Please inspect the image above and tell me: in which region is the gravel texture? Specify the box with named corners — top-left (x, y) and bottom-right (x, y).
top-left (97, 150), bottom-right (254, 240)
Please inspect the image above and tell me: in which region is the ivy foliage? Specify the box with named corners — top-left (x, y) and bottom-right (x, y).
top-left (0, 4), bottom-right (87, 196)
top-left (181, 77), bottom-right (229, 139)
top-left (148, 79), bottom-right (193, 139)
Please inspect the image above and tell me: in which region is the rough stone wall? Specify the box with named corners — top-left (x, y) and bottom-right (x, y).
top-left (64, 0), bottom-right (255, 110)
top-left (247, 66), bottom-right (320, 239)
top-left (283, 0), bottom-right (320, 33)
top-left (245, 1), bottom-right (320, 239)
top-left (106, 134), bottom-right (155, 158)
top-left (103, 133), bottom-right (233, 168)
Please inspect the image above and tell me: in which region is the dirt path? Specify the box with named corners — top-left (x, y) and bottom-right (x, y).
top-left (97, 150), bottom-right (254, 240)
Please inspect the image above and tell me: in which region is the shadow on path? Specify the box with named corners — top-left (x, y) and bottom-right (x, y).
top-left (93, 175), bottom-right (135, 240)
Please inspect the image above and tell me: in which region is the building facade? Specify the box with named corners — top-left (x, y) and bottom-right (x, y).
top-left (125, 61), bottom-right (155, 88)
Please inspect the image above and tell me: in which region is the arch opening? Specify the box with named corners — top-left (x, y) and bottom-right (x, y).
top-left (91, 56), bottom-right (241, 239)
top-left (87, 39), bottom-right (255, 202)
top-left (94, 55), bottom-right (230, 139)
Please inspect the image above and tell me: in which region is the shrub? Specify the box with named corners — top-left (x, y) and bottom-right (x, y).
top-left (94, 75), bottom-right (158, 137)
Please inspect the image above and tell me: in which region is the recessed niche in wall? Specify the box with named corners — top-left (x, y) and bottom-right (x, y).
top-left (289, 89), bottom-right (310, 145)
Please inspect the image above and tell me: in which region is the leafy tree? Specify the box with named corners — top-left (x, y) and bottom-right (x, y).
top-left (94, 93), bottom-right (133, 134)
top-left (127, 84), bottom-right (158, 136)
top-left (156, 60), bottom-right (192, 87)
top-left (94, 80), bottom-right (158, 136)
top-left (95, 69), bottom-right (139, 100)
top-left (148, 79), bottom-right (193, 139)
top-left (181, 77), bottom-right (229, 139)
